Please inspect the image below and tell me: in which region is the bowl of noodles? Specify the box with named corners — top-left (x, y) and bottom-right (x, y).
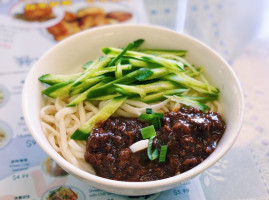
top-left (22, 24), bottom-right (244, 195)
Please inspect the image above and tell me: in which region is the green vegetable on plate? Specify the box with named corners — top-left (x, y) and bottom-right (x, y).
top-left (39, 39), bottom-right (220, 141)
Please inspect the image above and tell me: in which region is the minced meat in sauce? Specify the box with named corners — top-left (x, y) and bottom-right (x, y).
top-left (85, 107), bottom-right (226, 182)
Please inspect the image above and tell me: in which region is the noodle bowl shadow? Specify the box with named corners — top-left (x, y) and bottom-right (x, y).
top-left (22, 24), bottom-right (244, 196)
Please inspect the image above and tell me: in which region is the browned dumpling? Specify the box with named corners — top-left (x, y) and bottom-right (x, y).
top-left (46, 7), bottom-right (132, 41)
top-left (63, 11), bottom-right (78, 22)
top-left (48, 20), bottom-right (81, 41)
top-left (107, 11), bottom-right (132, 22)
top-left (24, 4), bottom-right (53, 20)
top-left (77, 7), bottom-right (106, 18)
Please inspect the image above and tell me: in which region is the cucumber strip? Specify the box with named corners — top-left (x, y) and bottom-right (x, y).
top-left (136, 68), bottom-right (168, 81)
top-left (69, 76), bottom-right (106, 96)
top-left (140, 56), bottom-right (184, 72)
top-left (139, 49), bottom-right (187, 57)
top-left (72, 57), bottom-right (111, 87)
top-left (71, 96), bottom-right (127, 140)
top-left (38, 73), bottom-right (80, 85)
top-left (102, 47), bottom-right (185, 72)
top-left (115, 62), bottom-right (123, 79)
top-left (87, 93), bottom-right (121, 101)
top-left (131, 39), bottom-right (145, 50)
top-left (115, 84), bottom-right (146, 98)
top-left (180, 95), bottom-right (217, 102)
top-left (131, 88), bottom-right (188, 103)
top-left (115, 81), bottom-right (177, 98)
top-left (139, 81), bottom-right (178, 94)
top-left (40, 67), bottom-right (120, 98)
top-left (39, 62), bottom-right (130, 90)
top-left (67, 81), bottom-right (106, 107)
top-left (165, 95), bottom-right (209, 112)
top-left (42, 81), bottom-right (72, 98)
top-left (199, 73), bottom-right (211, 93)
top-left (191, 86), bottom-right (219, 97)
top-left (86, 68), bottom-right (151, 98)
top-left (185, 67), bottom-right (203, 77)
top-left (92, 64), bottom-right (132, 77)
top-left (135, 69), bottom-right (153, 81)
top-left (160, 54), bottom-right (199, 75)
top-left (117, 81), bottom-right (178, 98)
top-left (163, 74), bottom-right (219, 95)
top-left (129, 59), bottom-right (149, 67)
top-left (128, 59), bottom-right (162, 68)
top-left (105, 39), bottom-right (144, 67)
top-left (179, 72), bottom-right (219, 93)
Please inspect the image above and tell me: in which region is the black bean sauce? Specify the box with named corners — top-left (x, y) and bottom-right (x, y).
top-left (85, 107), bottom-right (226, 182)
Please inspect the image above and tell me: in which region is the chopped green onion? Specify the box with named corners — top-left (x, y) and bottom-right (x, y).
top-left (159, 145), bottom-right (168, 162)
top-left (147, 136), bottom-right (159, 160)
top-left (139, 114), bottom-right (154, 121)
top-left (141, 125), bottom-right (156, 139)
top-left (139, 110), bottom-right (164, 129)
top-left (153, 112), bottom-right (164, 118)
top-left (146, 108), bottom-right (152, 114)
top-left (151, 116), bottom-right (162, 129)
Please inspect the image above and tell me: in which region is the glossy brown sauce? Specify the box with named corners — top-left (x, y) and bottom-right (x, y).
top-left (85, 107), bottom-right (226, 181)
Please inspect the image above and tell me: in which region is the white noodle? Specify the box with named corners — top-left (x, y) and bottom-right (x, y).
top-left (55, 97), bottom-right (66, 111)
top-left (124, 99), bottom-right (149, 107)
top-left (48, 134), bottom-right (61, 153)
top-left (55, 107), bottom-right (76, 121)
top-left (213, 101), bottom-right (223, 115)
top-left (65, 114), bottom-right (81, 135)
top-left (85, 102), bottom-right (99, 114)
top-left (120, 103), bottom-right (142, 117)
top-left (68, 139), bottom-right (85, 152)
top-left (69, 148), bottom-right (85, 159)
top-left (77, 159), bottom-right (96, 174)
top-left (40, 105), bottom-right (56, 124)
top-left (85, 112), bottom-right (95, 121)
top-left (98, 99), bottom-right (110, 110)
top-left (40, 94), bottom-right (223, 175)
top-left (78, 102), bottom-right (86, 124)
top-left (41, 122), bottom-right (58, 137)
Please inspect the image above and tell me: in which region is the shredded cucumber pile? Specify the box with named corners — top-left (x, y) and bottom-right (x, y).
top-left (39, 39), bottom-right (219, 140)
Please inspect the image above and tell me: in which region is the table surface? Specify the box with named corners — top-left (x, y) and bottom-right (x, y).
top-left (0, 0), bottom-right (269, 199)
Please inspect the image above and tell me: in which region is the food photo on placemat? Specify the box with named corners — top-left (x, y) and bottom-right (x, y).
top-left (22, 24), bottom-right (243, 196)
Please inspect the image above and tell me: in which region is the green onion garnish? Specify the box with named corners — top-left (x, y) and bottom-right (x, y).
top-left (139, 111), bottom-right (164, 129)
top-left (159, 145), bottom-right (168, 162)
top-left (153, 112), bottom-right (164, 118)
top-left (141, 125), bottom-right (156, 139)
top-left (146, 108), bottom-right (152, 114)
top-left (151, 116), bottom-right (161, 129)
top-left (147, 136), bottom-right (159, 160)
top-left (139, 114), bottom-right (153, 121)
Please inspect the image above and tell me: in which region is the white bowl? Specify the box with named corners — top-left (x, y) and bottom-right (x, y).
top-left (22, 24), bottom-right (244, 196)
